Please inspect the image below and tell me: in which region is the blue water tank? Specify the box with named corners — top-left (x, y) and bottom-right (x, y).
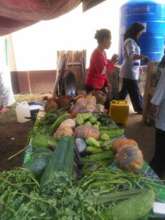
top-left (119, 0), bottom-right (165, 62)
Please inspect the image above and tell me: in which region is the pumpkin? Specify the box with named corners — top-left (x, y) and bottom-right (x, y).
top-left (112, 138), bottom-right (138, 152)
top-left (86, 95), bottom-right (97, 106)
top-left (71, 95), bottom-right (97, 113)
top-left (75, 125), bottom-right (100, 140)
top-left (71, 97), bottom-right (87, 114)
top-left (54, 126), bottom-right (73, 139)
top-left (115, 146), bottom-right (144, 172)
top-left (118, 143), bottom-right (139, 153)
top-left (112, 137), bottom-right (125, 151)
top-left (96, 104), bottom-right (105, 113)
top-left (60, 119), bottom-right (76, 128)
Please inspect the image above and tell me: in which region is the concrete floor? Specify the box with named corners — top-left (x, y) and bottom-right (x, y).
top-left (125, 113), bottom-right (155, 163)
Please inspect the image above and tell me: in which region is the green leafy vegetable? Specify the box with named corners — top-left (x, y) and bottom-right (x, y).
top-left (40, 136), bottom-right (75, 189)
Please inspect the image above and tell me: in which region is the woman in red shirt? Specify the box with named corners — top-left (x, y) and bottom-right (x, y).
top-left (86, 29), bottom-right (118, 94)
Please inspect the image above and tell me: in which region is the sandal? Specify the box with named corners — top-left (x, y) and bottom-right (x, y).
top-left (0, 107), bottom-right (10, 113)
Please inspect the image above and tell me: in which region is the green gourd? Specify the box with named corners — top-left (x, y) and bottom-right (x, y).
top-left (40, 136), bottom-right (75, 188)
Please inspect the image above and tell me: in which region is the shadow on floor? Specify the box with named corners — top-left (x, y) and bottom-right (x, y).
top-left (125, 113), bottom-right (155, 162)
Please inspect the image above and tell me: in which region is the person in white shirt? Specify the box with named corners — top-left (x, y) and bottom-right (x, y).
top-left (150, 53), bottom-right (165, 178)
top-left (119, 23), bottom-right (148, 114)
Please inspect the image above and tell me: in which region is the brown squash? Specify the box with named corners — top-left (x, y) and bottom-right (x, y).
top-left (115, 146), bottom-right (144, 172)
top-left (112, 137), bottom-right (125, 151)
top-left (112, 138), bottom-right (138, 152)
top-left (118, 143), bottom-right (139, 153)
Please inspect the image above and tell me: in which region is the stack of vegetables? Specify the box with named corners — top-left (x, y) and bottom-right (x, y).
top-left (26, 108), bottom-right (126, 177)
top-left (0, 94), bottom-right (164, 219)
top-left (0, 136), bottom-right (160, 219)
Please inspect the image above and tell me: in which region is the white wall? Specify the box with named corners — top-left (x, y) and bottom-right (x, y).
top-left (11, 0), bottom-right (127, 71)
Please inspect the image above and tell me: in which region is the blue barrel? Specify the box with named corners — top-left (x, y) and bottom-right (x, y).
top-left (119, 0), bottom-right (165, 63)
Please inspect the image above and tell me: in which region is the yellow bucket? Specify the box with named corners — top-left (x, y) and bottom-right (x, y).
top-left (109, 100), bottom-right (129, 125)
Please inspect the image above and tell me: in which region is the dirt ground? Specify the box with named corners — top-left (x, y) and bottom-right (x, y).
top-left (0, 99), bottom-right (155, 171)
top-left (0, 108), bottom-right (33, 171)
top-left (125, 113), bottom-right (155, 162)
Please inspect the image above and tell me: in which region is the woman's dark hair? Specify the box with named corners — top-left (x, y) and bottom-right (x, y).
top-left (95, 29), bottom-right (111, 43)
top-left (124, 22), bottom-right (145, 42)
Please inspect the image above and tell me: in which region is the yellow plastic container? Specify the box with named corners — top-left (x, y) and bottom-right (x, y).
top-left (109, 100), bottom-right (129, 125)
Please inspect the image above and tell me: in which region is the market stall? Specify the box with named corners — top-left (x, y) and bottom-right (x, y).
top-left (0, 94), bottom-right (165, 219)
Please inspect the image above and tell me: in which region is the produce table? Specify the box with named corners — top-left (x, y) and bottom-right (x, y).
top-left (23, 106), bottom-right (165, 219)
top-left (25, 93), bottom-right (165, 219)
top-left (0, 94), bottom-right (165, 219)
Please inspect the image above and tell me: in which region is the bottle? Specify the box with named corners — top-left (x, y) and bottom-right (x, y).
top-left (15, 101), bottom-right (31, 123)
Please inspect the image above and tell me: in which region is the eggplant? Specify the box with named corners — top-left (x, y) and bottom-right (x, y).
top-left (75, 138), bottom-right (87, 153)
